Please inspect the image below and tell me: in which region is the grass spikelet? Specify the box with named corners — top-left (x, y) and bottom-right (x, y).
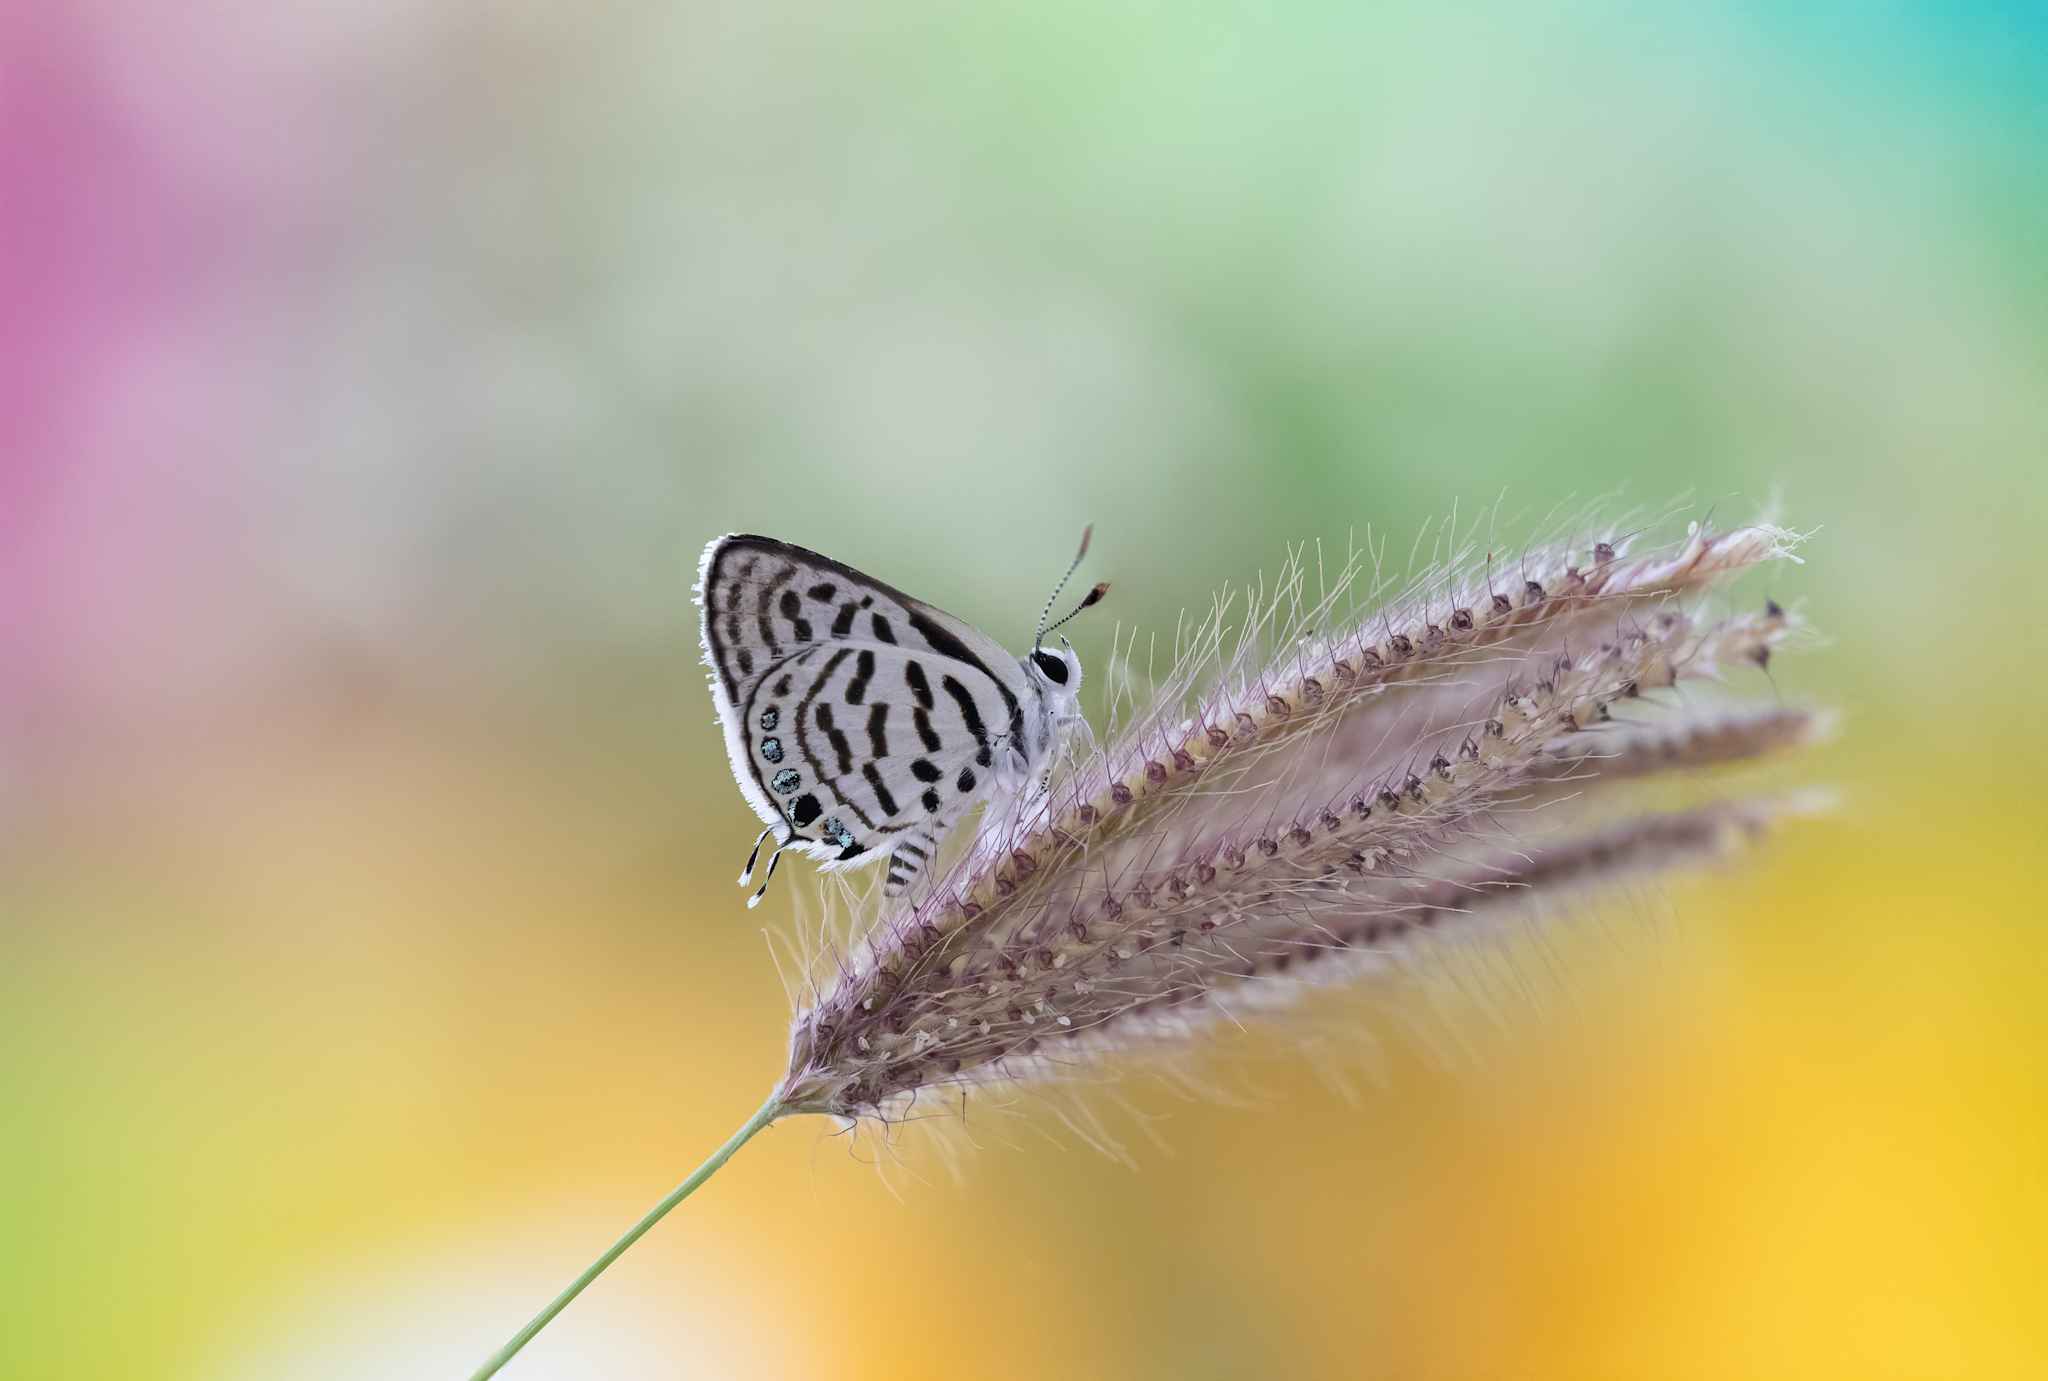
top-left (775, 514), bottom-right (1820, 1121)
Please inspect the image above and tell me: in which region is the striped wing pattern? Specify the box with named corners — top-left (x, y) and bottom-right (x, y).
top-left (696, 535), bottom-right (1031, 895)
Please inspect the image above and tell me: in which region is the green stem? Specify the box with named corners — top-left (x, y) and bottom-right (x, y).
top-left (468, 1095), bottom-right (783, 1381)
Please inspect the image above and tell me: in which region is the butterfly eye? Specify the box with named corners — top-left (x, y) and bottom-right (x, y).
top-left (1031, 650), bottom-right (1070, 685)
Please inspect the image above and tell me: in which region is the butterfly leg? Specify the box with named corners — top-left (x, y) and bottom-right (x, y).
top-left (993, 735), bottom-right (1034, 796)
top-left (883, 823), bottom-right (942, 898)
top-left (1047, 712), bottom-right (1097, 791)
top-left (1055, 712), bottom-right (1097, 759)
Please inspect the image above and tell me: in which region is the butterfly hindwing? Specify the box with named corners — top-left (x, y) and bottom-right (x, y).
top-left (696, 535), bottom-right (1033, 880)
top-left (736, 640), bottom-right (1011, 867)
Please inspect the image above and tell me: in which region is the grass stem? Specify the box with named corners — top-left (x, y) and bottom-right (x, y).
top-left (467, 1095), bottom-right (782, 1380)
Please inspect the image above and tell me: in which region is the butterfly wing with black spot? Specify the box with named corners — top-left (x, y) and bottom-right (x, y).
top-left (695, 535), bottom-right (1033, 887)
top-left (740, 639), bottom-right (1017, 891)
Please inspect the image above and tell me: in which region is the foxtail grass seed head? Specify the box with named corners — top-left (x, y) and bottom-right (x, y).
top-left (469, 510), bottom-right (1830, 1381)
top-left (774, 515), bottom-right (1823, 1122)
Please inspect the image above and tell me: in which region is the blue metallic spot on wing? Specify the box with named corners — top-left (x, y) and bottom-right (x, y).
top-left (771, 768), bottom-right (801, 794)
top-left (760, 737), bottom-right (784, 764)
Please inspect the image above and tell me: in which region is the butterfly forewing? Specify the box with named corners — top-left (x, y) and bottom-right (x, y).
top-left (696, 536), bottom-right (1031, 882)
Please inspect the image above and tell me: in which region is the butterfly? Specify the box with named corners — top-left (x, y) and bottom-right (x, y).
top-left (695, 528), bottom-right (1108, 907)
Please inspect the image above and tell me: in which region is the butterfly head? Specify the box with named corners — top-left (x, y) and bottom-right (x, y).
top-left (1026, 641), bottom-right (1084, 710)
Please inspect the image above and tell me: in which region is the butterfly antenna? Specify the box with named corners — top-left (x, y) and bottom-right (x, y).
top-left (737, 825), bottom-right (774, 887)
top-left (1035, 525), bottom-right (1095, 653)
top-left (1044, 581), bottom-right (1111, 640)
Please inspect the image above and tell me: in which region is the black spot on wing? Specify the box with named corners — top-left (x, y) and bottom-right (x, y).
top-left (920, 789), bottom-right (940, 813)
top-left (862, 762), bottom-right (899, 817)
top-left (703, 545), bottom-right (764, 704)
top-left (870, 615), bottom-right (896, 644)
top-left (712, 562), bottom-right (746, 698)
top-left (831, 602), bottom-right (859, 637)
top-left (904, 661), bottom-right (933, 709)
top-left (866, 702), bottom-right (890, 758)
top-left (846, 650), bottom-right (875, 705)
top-left (776, 587), bottom-right (814, 641)
top-left (906, 611), bottom-right (980, 673)
top-left (956, 767), bottom-right (976, 793)
top-left (912, 708), bottom-right (941, 752)
top-left (910, 759), bottom-right (941, 783)
top-left (755, 565), bottom-right (795, 658)
top-left (807, 583), bottom-right (836, 602)
top-left (815, 703), bottom-right (853, 775)
top-left (790, 793), bottom-right (822, 827)
top-left (941, 674), bottom-right (988, 747)
top-left (793, 648), bottom-right (850, 778)
top-left (908, 610), bottom-right (1021, 733)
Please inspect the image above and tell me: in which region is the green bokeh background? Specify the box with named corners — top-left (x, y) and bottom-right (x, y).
top-left (5, 3), bottom-right (2043, 1377)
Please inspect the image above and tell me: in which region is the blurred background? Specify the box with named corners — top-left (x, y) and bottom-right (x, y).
top-left (5, 2), bottom-right (2044, 1377)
